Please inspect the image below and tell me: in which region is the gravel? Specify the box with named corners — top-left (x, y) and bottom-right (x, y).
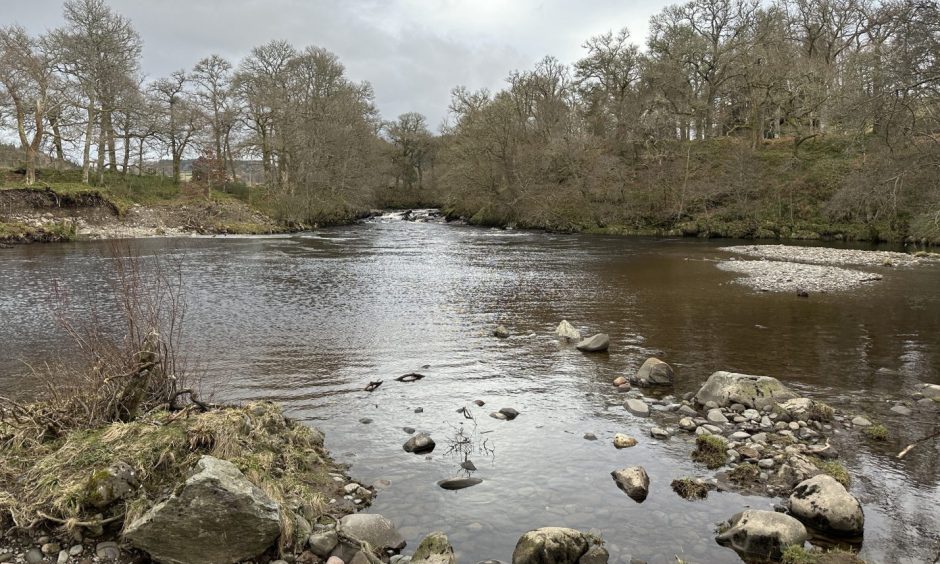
top-left (722, 244), bottom-right (928, 267)
top-left (717, 259), bottom-right (883, 293)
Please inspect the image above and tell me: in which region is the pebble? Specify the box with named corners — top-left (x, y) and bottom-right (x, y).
top-left (403, 427), bottom-right (415, 434)
top-left (890, 405), bottom-right (913, 416)
top-left (730, 431), bottom-right (751, 440)
top-left (41, 543), bottom-right (60, 555)
top-left (69, 545), bottom-right (83, 556)
top-left (758, 458), bottom-right (776, 469)
top-left (414, 407), bottom-right (423, 413)
top-left (25, 549), bottom-right (44, 564)
top-left (359, 417), bottom-right (373, 424)
top-left (706, 409), bottom-right (729, 424)
top-left (852, 416), bottom-right (872, 427)
top-left (678, 405), bottom-right (697, 416)
top-left (650, 427), bottom-right (669, 440)
top-left (57, 551), bottom-right (69, 564)
top-left (584, 433), bottom-right (598, 441)
top-left (0, 553), bottom-right (13, 564)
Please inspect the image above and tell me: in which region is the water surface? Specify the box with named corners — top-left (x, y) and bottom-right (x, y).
top-left (1, 220), bottom-right (938, 563)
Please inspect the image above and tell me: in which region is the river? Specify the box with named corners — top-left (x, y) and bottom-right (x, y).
top-left (1, 218), bottom-right (939, 563)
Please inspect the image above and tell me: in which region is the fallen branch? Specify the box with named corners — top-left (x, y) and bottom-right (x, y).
top-left (395, 373), bottom-right (425, 382)
top-left (363, 381), bottom-right (383, 392)
top-left (897, 429), bottom-right (940, 459)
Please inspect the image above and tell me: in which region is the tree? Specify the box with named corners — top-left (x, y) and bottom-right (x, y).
top-left (387, 112), bottom-right (433, 189)
top-left (192, 54), bottom-right (236, 183)
top-left (150, 71), bottom-right (200, 184)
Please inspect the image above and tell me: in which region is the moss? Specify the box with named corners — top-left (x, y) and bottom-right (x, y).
top-left (692, 434), bottom-right (728, 469)
top-left (767, 433), bottom-right (797, 447)
top-left (863, 424), bottom-right (888, 441)
top-left (809, 401), bottom-right (835, 422)
top-left (728, 463), bottom-right (760, 485)
top-left (670, 477), bottom-right (710, 500)
top-left (812, 459), bottom-right (851, 488)
top-left (783, 546), bottom-right (866, 564)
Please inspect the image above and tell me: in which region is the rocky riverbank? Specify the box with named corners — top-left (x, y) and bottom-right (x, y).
top-left (716, 244), bottom-right (938, 293)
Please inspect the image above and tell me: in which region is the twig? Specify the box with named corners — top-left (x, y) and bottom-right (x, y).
top-left (37, 511), bottom-right (124, 527)
top-left (897, 429), bottom-right (940, 459)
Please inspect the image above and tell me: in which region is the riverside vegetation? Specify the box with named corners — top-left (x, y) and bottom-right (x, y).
top-left (2, 0), bottom-right (940, 245)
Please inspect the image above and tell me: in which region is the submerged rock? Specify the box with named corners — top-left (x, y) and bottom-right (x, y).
top-left (511, 527), bottom-right (596, 564)
top-left (716, 510), bottom-right (807, 560)
top-left (437, 477), bottom-right (483, 490)
top-left (124, 456), bottom-right (281, 564)
top-left (624, 399), bottom-right (650, 417)
top-left (555, 320), bottom-right (582, 342)
top-left (576, 334), bottom-right (610, 353)
top-left (339, 514), bottom-right (406, 553)
top-left (499, 407), bottom-right (520, 420)
top-left (787, 474), bottom-right (864, 537)
top-left (695, 371), bottom-right (798, 409)
top-left (493, 326), bottom-right (510, 339)
top-left (631, 358), bottom-right (674, 386)
top-left (611, 466), bottom-right (649, 502)
top-left (403, 433), bottom-right (436, 454)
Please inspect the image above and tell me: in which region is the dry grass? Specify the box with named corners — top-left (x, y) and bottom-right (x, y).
top-left (691, 434), bottom-right (728, 469)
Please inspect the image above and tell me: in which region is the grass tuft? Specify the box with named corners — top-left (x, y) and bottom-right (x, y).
top-left (691, 434), bottom-right (728, 469)
top-left (863, 424), bottom-right (888, 441)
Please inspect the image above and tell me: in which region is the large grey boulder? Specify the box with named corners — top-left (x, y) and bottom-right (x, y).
top-left (611, 466), bottom-right (649, 502)
top-left (631, 358), bottom-right (674, 386)
top-left (716, 510), bottom-right (808, 560)
top-left (787, 475), bottom-right (864, 537)
top-left (511, 527), bottom-right (601, 564)
top-left (404, 433), bottom-right (436, 454)
top-left (411, 531), bottom-right (456, 564)
top-left (339, 514), bottom-right (406, 553)
top-left (124, 456), bottom-right (280, 564)
top-left (576, 334), bottom-right (609, 353)
top-left (695, 371), bottom-right (798, 409)
top-left (555, 320), bottom-right (582, 342)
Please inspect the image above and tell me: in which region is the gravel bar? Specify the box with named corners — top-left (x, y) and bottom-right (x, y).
top-left (717, 259), bottom-right (883, 293)
top-left (721, 244), bottom-right (926, 267)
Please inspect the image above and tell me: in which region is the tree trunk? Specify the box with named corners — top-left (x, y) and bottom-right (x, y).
top-left (82, 101), bottom-right (96, 185)
top-left (96, 116), bottom-right (107, 185)
top-left (49, 114), bottom-right (65, 166)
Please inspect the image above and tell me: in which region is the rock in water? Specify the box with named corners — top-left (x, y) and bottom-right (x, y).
top-left (340, 514), bottom-right (406, 553)
top-left (499, 407), bottom-right (520, 420)
top-left (694, 371), bottom-right (798, 409)
top-left (493, 326), bottom-right (510, 339)
top-left (575, 333), bottom-right (610, 352)
top-left (787, 474), bottom-right (864, 537)
top-left (511, 527), bottom-right (592, 564)
top-left (611, 466), bottom-right (650, 502)
top-left (412, 531), bottom-right (457, 564)
top-left (555, 320), bottom-right (582, 342)
top-left (124, 456), bottom-right (281, 564)
top-left (716, 510), bottom-right (808, 560)
top-left (403, 433), bottom-right (436, 454)
top-left (632, 358), bottom-right (675, 386)
top-left (613, 434), bottom-right (637, 449)
top-left (624, 398), bottom-right (650, 417)
top-left (437, 477), bottom-right (483, 490)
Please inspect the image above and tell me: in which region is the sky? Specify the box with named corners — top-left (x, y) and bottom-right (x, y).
top-left (5, 0), bottom-right (672, 131)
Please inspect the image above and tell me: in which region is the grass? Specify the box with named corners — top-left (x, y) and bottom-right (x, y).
top-left (864, 424), bottom-right (888, 441)
top-left (811, 458), bottom-right (852, 488)
top-left (0, 401), bottom-right (336, 553)
top-left (0, 220), bottom-right (75, 243)
top-left (670, 477), bottom-right (710, 500)
top-left (691, 434), bottom-right (728, 469)
top-left (783, 545), bottom-right (866, 564)
top-left (727, 463), bottom-right (760, 485)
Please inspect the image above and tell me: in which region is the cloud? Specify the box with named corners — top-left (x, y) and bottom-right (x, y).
top-left (6, 0), bottom-right (671, 130)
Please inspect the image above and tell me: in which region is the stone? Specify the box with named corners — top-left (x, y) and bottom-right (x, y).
top-left (359, 417), bottom-right (373, 424)
top-left (678, 417), bottom-right (697, 432)
top-left (851, 416), bottom-right (872, 427)
top-left (578, 545), bottom-right (609, 564)
top-left (890, 405), bottom-right (912, 416)
top-left (512, 527), bottom-right (591, 564)
top-left (41, 543), bottom-right (60, 556)
top-left (86, 461), bottom-right (139, 509)
top-left (611, 466), bottom-right (650, 502)
top-left (576, 333), bottom-right (610, 352)
top-left (919, 383), bottom-right (940, 400)
top-left (613, 434), bottom-right (637, 449)
top-left (695, 371), bottom-right (798, 409)
top-left (788, 475), bottom-right (865, 537)
top-left (612, 376), bottom-right (627, 387)
top-left (327, 557), bottom-right (345, 564)
top-left (24, 549), bottom-right (45, 564)
top-left (775, 454), bottom-right (821, 489)
top-left (631, 358), bottom-right (674, 386)
top-left (738, 446), bottom-right (759, 460)
top-left (678, 404), bottom-right (697, 416)
top-left (56, 551), bottom-right (68, 564)
top-left (493, 325), bottom-right (510, 339)
top-left (555, 320), bottom-right (582, 342)
top-left (499, 407), bottom-right (520, 420)
top-left (403, 433), bottom-right (436, 454)
top-left (68, 545), bottom-right (83, 557)
top-left (339, 514), bottom-right (406, 553)
top-left (716, 510), bottom-right (807, 560)
top-left (624, 399), bottom-right (650, 417)
top-left (490, 411), bottom-right (507, 420)
top-left (583, 433), bottom-right (598, 441)
top-left (309, 530), bottom-right (339, 558)
top-left (650, 427), bottom-right (669, 440)
top-left (403, 427), bottom-right (416, 434)
top-left (706, 409), bottom-right (729, 424)
top-left (730, 431), bottom-right (751, 441)
top-left (437, 477), bottom-right (483, 490)
top-left (758, 459), bottom-right (775, 469)
top-left (124, 456), bottom-right (280, 564)
top-left (411, 531), bottom-right (456, 564)
top-left (461, 460), bottom-right (477, 471)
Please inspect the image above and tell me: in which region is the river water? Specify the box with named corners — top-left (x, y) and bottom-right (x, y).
top-left (1, 218), bottom-right (939, 563)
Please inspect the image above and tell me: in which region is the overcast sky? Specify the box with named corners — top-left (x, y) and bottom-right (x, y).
top-left (6, 0), bottom-right (672, 130)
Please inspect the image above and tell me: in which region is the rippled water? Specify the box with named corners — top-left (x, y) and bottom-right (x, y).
top-left (1, 220), bottom-right (939, 563)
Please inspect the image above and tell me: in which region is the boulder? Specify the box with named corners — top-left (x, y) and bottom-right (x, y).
top-left (787, 475), bottom-right (864, 537)
top-left (611, 466), bottom-right (649, 502)
top-left (716, 510), bottom-right (808, 560)
top-left (511, 527), bottom-right (592, 564)
top-left (631, 358), bottom-right (674, 386)
top-left (613, 434), bottom-right (637, 449)
top-left (85, 461), bottom-right (139, 509)
top-left (309, 530), bottom-right (339, 558)
top-left (499, 407), bottom-right (520, 420)
top-left (624, 399), bottom-right (650, 417)
top-left (493, 326), bottom-right (510, 339)
top-left (695, 371), bottom-right (798, 409)
top-left (124, 456), bottom-right (280, 564)
top-left (555, 320), bottom-right (582, 342)
top-left (774, 454), bottom-right (821, 489)
top-left (339, 514), bottom-right (406, 553)
top-left (412, 532), bottom-right (456, 564)
top-left (403, 433), bottom-right (436, 454)
top-left (575, 334), bottom-right (609, 353)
